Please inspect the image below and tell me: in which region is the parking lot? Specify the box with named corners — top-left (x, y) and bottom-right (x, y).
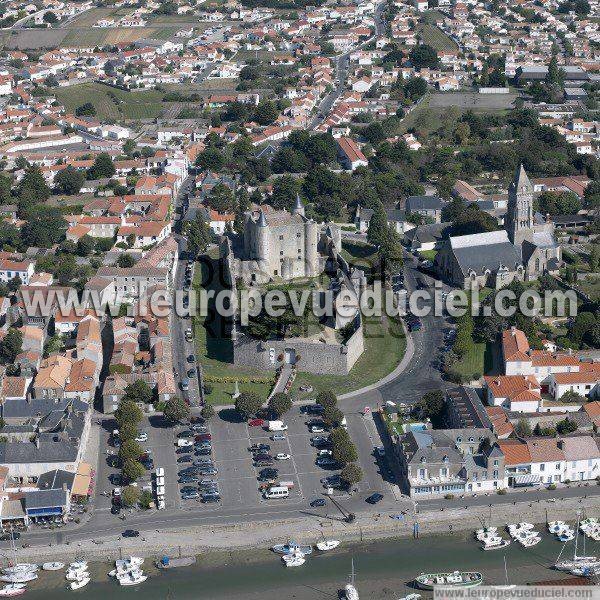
top-left (95, 399), bottom-right (396, 524)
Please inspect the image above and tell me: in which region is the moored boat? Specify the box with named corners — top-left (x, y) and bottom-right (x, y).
top-left (316, 540), bottom-right (340, 552)
top-left (0, 574), bottom-right (37, 585)
top-left (118, 572), bottom-right (147, 586)
top-left (272, 541), bottom-right (313, 555)
top-left (42, 562), bottom-right (64, 571)
top-left (344, 559), bottom-right (359, 600)
top-left (69, 576), bottom-right (90, 591)
top-left (415, 571), bottom-right (483, 590)
top-left (481, 538), bottom-right (510, 551)
top-left (0, 584), bottom-right (26, 597)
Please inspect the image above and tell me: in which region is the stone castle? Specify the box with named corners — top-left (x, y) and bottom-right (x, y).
top-left (234, 195), bottom-right (341, 284)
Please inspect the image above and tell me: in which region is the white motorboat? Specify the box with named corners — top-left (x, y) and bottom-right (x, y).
top-left (42, 562), bottom-right (65, 571)
top-left (0, 573), bottom-right (37, 584)
top-left (0, 584), bottom-right (26, 597)
top-left (548, 521), bottom-right (567, 534)
top-left (475, 527), bottom-right (497, 539)
top-left (115, 557), bottom-right (144, 569)
top-left (557, 531), bottom-right (575, 543)
top-left (118, 572), bottom-right (147, 586)
top-left (66, 569), bottom-right (89, 582)
top-left (115, 568), bottom-right (144, 580)
top-left (69, 576), bottom-right (90, 590)
top-left (316, 540), bottom-right (340, 552)
top-left (2, 565), bottom-right (37, 576)
top-left (272, 541), bottom-right (313, 555)
top-left (481, 538), bottom-right (510, 551)
top-left (519, 535), bottom-right (541, 548)
top-left (344, 559), bottom-right (359, 600)
top-left (284, 556), bottom-right (305, 567)
top-left (68, 562), bottom-right (88, 570)
top-left (398, 595), bottom-right (421, 600)
top-left (282, 550), bottom-right (305, 564)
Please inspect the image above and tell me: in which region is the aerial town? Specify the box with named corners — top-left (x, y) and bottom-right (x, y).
top-left (0, 0), bottom-right (596, 595)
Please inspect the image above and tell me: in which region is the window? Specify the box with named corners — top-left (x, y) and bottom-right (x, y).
top-left (555, 463), bottom-right (561, 470)
top-left (279, 235), bottom-right (283, 240)
top-left (468, 437), bottom-right (474, 443)
top-left (280, 251), bottom-right (283, 255)
top-left (440, 468), bottom-right (448, 478)
top-left (493, 459), bottom-right (498, 467)
top-left (418, 468), bottom-right (426, 479)
top-left (456, 437), bottom-right (462, 443)
top-left (540, 463), bottom-right (545, 472)
top-left (493, 470), bottom-right (498, 479)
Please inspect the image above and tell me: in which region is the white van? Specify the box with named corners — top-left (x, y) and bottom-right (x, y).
top-left (340, 416), bottom-right (348, 430)
top-left (263, 486), bottom-right (289, 499)
top-left (267, 420), bottom-right (288, 432)
top-left (155, 467), bottom-right (165, 477)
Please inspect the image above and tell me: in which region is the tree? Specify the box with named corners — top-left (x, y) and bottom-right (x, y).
top-left (118, 421), bottom-right (138, 442)
top-left (0, 221), bottom-right (20, 250)
top-left (123, 379), bottom-right (153, 405)
top-left (201, 405), bottom-right (215, 420)
top-left (569, 312), bottom-right (596, 347)
top-left (409, 44), bottom-right (439, 68)
top-left (330, 427), bottom-right (358, 465)
top-left (76, 234), bottom-right (94, 257)
top-left (322, 405), bottom-right (344, 428)
top-left (0, 329), bottom-right (22, 364)
top-left (123, 139), bottom-right (136, 156)
top-left (235, 392), bottom-right (263, 419)
top-left (253, 101), bottom-right (278, 125)
top-left (114, 399), bottom-right (143, 429)
top-left (18, 165), bottom-right (50, 213)
top-left (117, 253), bottom-right (135, 268)
top-left (590, 245), bottom-right (599, 273)
top-left (87, 153), bottom-right (115, 180)
top-left (122, 458), bottom-right (144, 483)
top-left (43, 11), bottom-right (58, 23)
top-left (556, 418), bottom-right (578, 434)
top-left (559, 390), bottom-right (585, 404)
top-left (54, 166), bottom-right (85, 195)
top-left (121, 485), bottom-right (140, 507)
top-left (404, 76), bottom-right (428, 100)
top-left (240, 65), bottom-right (260, 81)
top-left (268, 393), bottom-right (292, 417)
top-left (118, 439), bottom-right (142, 463)
top-left (206, 183), bottom-right (234, 213)
top-left (340, 463), bottom-right (363, 487)
top-left (362, 122), bottom-right (386, 145)
top-left (417, 390), bottom-right (445, 426)
top-left (367, 202), bottom-right (388, 246)
top-left (75, 102), bottom-right (96, 117)
top-left (0, 172), bottom-right (13, 205)
top-left (139, 490), bottom-right (153, 509)
top-left (164, 397), bottom-right (190, 423)
top-left (514, 418), bottom-right (532, 438)
top-left (271, 176), bottom-right (300, 211)
top-left (186, 217), bottom-right (213, 257)
top-left (316, 390), bottom-right (337, 409)
top-left (195, 148), bottom-right (224, 171)
top-left (20, 206), bottom-right (66, 248)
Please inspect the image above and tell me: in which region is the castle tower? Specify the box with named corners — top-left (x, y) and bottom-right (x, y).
top-left (256, 209), bottom-right (270, 265)
top-left (304, 219), bottom-right (318, 277)
top-left (506, 164), bottom-right (534, 248)
top-left (292, 193), bottom-right (305, 217)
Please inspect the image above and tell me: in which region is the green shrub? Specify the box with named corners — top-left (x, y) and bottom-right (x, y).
top-left (497, 488), bottom-right (507, 495)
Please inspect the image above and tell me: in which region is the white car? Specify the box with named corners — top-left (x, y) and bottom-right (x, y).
top-left (318, 449), bottom-right (332, 456)
top-left (135, 433), bottom-right (148, 442)
top-left (275, 453), bottom-right (291, 461)
top-left (310, 425), bottom-right (325, 433)
top-left (271, 433), bottom-right (286, 441)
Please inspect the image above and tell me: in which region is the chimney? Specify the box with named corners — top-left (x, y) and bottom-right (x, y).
top-left (568, 348), bottom-right (573, 355)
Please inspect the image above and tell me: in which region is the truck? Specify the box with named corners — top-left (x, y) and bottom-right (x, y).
top-left (267, 420), bottom-right (288, 432)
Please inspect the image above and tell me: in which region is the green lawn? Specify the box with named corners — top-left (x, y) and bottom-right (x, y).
top-left (452, 341), bottom-right (493, 381)
top-left (291, 315), bottom-right (406, 397)
top-left (417, 23), bottom-right (458, 51)
top-left (53, 83), bottom-right (166, 121)
top-left (419, 249), bottom-right (437, 261)
top-left (192, 257), bottom-right (275, 406)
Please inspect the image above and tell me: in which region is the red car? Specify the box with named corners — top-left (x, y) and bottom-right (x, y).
top-left (195, 433), bottom-right (212, 442)
top-left (248, 418), bottom-right (264, 427)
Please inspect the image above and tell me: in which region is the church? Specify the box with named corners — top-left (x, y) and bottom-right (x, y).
top-left (434, 165), bottom-right (561, 290)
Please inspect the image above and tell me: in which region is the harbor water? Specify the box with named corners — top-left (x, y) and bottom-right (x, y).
top-left (17, 531), bottom-right (598, 599)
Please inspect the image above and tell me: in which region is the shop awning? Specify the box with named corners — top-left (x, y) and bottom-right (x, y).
top-left (71, 462), bottom-right (92, 497)
top-left (513, 474), bottom-right (540, 486)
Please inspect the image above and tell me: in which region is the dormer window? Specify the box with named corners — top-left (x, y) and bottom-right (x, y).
top-left (456, 436), bottom-right (462, 443)
top-left (468, 437), bottom-right (474, 443)
top-left (420, 456), bottom-right (426, 463)
top-left (443, 455), bottom-right (449, 463)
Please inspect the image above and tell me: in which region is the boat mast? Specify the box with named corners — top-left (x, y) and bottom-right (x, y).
top-left (350, 558), bottom-right (355, 586)
top-left (503, 556), bottom-right (509, 586)
top-left (574, 512), bottom-right (580, 560)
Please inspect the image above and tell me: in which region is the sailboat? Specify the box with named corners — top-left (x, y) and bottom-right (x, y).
top-left (554, 513), bottom-right (600, 571)
top-left (344, 559), bottom-right (359, 600)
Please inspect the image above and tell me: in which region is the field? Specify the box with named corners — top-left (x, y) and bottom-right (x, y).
top-left (53, 83), bottom-right (166, 121)
top-left (416, 23), bottom-right (458, 52)
top-left (452, 341), bottom-right (493, 382)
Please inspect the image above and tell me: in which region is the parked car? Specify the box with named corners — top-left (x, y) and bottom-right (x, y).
top-left (135, 432), bottom-right (148, 442)
top-left (110, 505), bottom-right (121, 515)
top-left (275, 453), bottom-right (291, 460)
top-left (198, 467), bottom-right (218, 475)
top-left (186, 369), bottom-right (195, 378)
top-left (310, 425), bottom-right (325, 433)
top-left (310, 498), bottom-right (326, 508)
top-left (259, 468), bottom-right (278, 479)
top-left (191, 424), bottom-right (208, 432)
top-left (182, 491), bottom-right (200, 500)
top-left (249, 444), bottom-right (270, 452)
top-left (177, 455), bottom-right (192, 463)
top-left (248, 418), bottom-right (264, 427)
top-left (195, 448), bottom-right (212, 456)
top-left (122, 530), bottom-right (140, 538)
top-left (176, 447), bottom-right (191, 454)
top-left (178, 476), bottom-right (199, 484)
top-left (178, 430), bottom-right (194, 438)
top-left (180, 486), bottom-right (197, 494)
top-left (201, 493), bottom-right (221, 503)
top-left (316, 457), bottom-right (337, 467)
top-left (366, 493), bottom-right (384, 504)
top-left (271, 433), bottom-right (286, 441)
top-left (199, 478), bottom-right (217, 487)
top-left (187, 354), bottom-right (196, 363)
top-left (195, 433), bottom-right (212, 442)
top-left (320, 474), bottom-right (341, 486)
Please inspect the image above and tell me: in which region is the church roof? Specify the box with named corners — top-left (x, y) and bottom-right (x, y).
top-left (449, 230), bottom-right (522, 277)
